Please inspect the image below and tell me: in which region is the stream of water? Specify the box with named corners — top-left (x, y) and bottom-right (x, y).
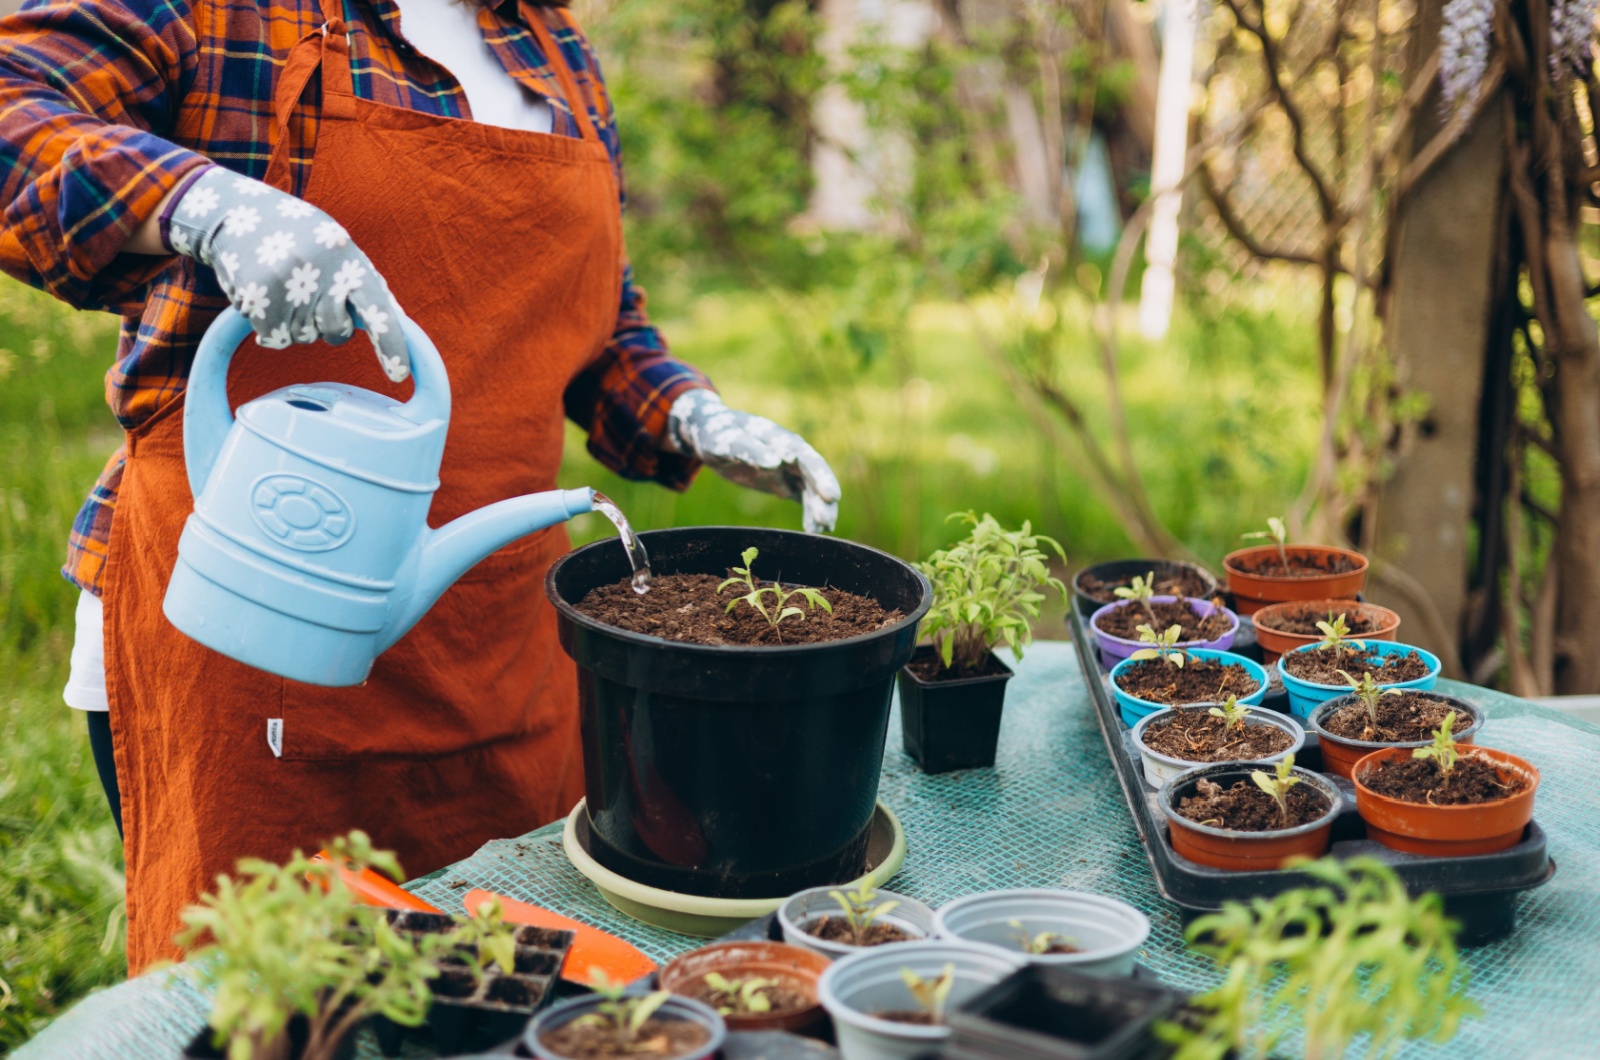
top-left (590, 492), bottom-right (652, 594)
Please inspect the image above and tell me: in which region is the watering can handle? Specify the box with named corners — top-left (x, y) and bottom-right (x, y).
top-left (183, 307), bottom-right (452, 499)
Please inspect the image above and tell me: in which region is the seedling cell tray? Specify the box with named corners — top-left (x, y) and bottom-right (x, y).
top-left (1069, 610), bottom-right (1554, 945)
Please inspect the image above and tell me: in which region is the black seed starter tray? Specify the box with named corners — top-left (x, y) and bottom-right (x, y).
top-left (1069, 609), bottom-right (1554, 945)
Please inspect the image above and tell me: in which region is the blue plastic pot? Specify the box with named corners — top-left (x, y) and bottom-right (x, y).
top-left (1277, 641), bottom-right (1441, 720)
top-left (1108, 649), bottom-right (1268, 729)
top-left (1089, 596), bottom-right (1239, 670)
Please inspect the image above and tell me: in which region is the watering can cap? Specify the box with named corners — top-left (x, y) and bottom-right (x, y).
top-left (239, 382), bottom-right (447, 493)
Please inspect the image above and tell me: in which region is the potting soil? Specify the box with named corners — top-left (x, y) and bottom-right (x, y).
top-left (1114, 657), bottom-right (1261, 704)
top-left (18, 645), bottom-right (1600, 1060)
top-left (804, 916), bottom-right (913, 946)
top-left (1254, 604), bottom-right (1381, 635)
top-left (1359, 755), bottom-right (1525, 806)
top-left (1230, 551), bottom-right (1361, 577)
top-left (1321, 691), bottom-right (1459, 742)
top-left (1093, 600), bottom-right (1230, 641)
top-left (1078, 568), bottom-right (1210, 603)
top-left (1282, 644), bottom-right (1431, 685)
top-left (537, 1017), bottom-right (709, 1058)
top-left (1173, 777), bottom-right (1330, 831)
top-left (1141, 712), bottom-right (1293, 763)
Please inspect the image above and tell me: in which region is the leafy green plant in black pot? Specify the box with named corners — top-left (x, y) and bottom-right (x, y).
top-left (1157, 856), bottom-right (1477, 1059)
top-left (177, 831), bottom-right (515, 1060)
top-left (896, 512), bottom-right (1067, 773)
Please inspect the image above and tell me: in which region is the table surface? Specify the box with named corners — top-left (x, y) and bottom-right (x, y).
top-left (18, 641), bottom-right (1600, 1059)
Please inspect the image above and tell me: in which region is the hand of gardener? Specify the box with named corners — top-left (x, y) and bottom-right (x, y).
top-left (165, 166), bottom-right (410, 382)
top-left (666, 389), bottom-right (841, 533)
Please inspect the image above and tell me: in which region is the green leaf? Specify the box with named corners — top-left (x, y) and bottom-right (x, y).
top-left (741, 547), bottom-right (760, 568)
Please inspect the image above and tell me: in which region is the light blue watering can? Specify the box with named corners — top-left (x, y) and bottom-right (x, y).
top-left (162, 308), bottom-right (595, 686)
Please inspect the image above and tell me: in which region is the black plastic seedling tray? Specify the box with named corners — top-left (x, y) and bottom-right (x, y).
top-left (1069, 610), bottom-right (1555, 945)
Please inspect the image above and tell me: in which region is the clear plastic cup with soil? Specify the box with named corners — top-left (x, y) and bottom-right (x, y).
top-left (549, 528), bottom-right (932, 902)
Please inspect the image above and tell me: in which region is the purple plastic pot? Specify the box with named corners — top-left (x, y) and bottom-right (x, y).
top-left (1089, 596), bottom-right (1239, 670)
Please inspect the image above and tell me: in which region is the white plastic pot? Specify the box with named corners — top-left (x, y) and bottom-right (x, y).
top-left (817, 940), bottom-right (1024, 1060)
top-left (931, 889), bottom-right (1150, 978)
top-left (1130, 706), bottom-right (1305, 787)
top-left (777, 886), bottom-right (935, 961)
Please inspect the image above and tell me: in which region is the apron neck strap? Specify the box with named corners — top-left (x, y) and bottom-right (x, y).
top-left (263, 0), bottom-right (358, 189)
top-left (519, 4), bottom-right (602, 145)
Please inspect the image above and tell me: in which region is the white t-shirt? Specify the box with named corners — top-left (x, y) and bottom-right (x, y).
top-left (64, 1), bottom-right (556, 712)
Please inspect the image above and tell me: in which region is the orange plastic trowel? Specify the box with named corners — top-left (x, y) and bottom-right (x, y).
top-left (464, 888), bottom-right (656, 985)
top-left (310, 851), bottom-right (443, 912)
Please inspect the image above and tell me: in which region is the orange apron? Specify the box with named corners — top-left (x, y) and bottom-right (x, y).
top-left (104, 0), bottom-right (622, 972)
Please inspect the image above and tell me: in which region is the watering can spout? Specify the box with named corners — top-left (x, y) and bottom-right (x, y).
top-left (380, 487), bottom-right (595, 652)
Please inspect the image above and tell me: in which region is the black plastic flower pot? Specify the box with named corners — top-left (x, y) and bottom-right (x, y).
top-left (1072, 559), bottom-right (1219, 619)
top-left (896, 646), bottom-right (1013, 773)
top-left (547, 527), bottom-right (932, 899)
top-left (184, 1012), bottom-right (358, 1060)
top-left (944, 964), bottom-right (1187, 1060)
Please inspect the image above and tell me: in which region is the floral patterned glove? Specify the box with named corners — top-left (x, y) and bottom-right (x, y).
top-left (666, 389), bottom-right (841, 533)
top-left (165, 166), bottom-right (410, 382)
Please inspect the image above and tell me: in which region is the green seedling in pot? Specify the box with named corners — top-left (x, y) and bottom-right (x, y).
top-left (1314, 612), bottom-right (1365, 652)
top-left (718, 547), bottom-right (832, 643)
top-left (1007, 919), bottom-right (1076, 954)
top-left (702, 973), bottom-right (777, 1016)
top-left (456, 897), bottom-right (517, 977)
top-left (1251, 755), bottom-right (1301, 828)
top-left (1337, 669), bottom-right (1401, 731)
top-left (918, 511), bottom-right (1068, 675)
top-left (578, 970), bottom-right (674, 1044)
top-left (1241, 516), bottom-right (1291, 575)
top-left (1208, 695), bottom-right (1249, 731)
top-left (1131, 623), bottom-right (1186, 668)
top-left (1113, 571), bottom-right (1160, 626)
top-left (1158, 857), bottom-right (1476, 1059)
top-left (898, 963), bottom-right (956, 1023)
top-left (1412, 711), bottom-right (1461, 787)
top-left (827, 884), bottom-right (900, 946)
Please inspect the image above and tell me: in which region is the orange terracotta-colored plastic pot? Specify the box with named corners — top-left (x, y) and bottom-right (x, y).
top-left (1223, 545), bottom-right (1368, 617)
top-left (1353, 746), bottom-right (1540, 857)
top-left (1250, 598), bottom-right (1400, 664)
top-left (659, 940), bottom-right (831, 1034)
top-left (1158, 764), bottom-right (1341, 872)
top-left (1308, 690), bottom-right (1481, 780)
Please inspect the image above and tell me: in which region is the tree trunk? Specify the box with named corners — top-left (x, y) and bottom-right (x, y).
top-left (1370, 5), bottom-right (1504, 676)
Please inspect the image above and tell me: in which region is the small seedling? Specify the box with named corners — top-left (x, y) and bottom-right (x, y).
top-left (1007, 919), bottom-right (1076, 954)
top-left (1251, 755), bottom-right (1301, 827)
top-left (577, 970), bottom-right (674, 1044)
top-left (1208, 695), bottom-right (1249, 731)
top-left (1131, 623), bottom-right (1186, 668)
top-left (1338, 669), bottom-right (1401, 729)
top-left (1314, 612), bottom-right (1365, 652)
top-left (718, 547), bottom-right (832, 642)
top-left (1412, 711), bottom-right (1461, 782)
top-left (1242, 516), bottom-right (1290, 575)
top-left (702, 972), bottom-right (777, 1016)
top-left (899, 964), bottom-right (955, 1023)
top-left (1114, 571), bottom-right (1160, 625)
top-left (827, 884), bottom-right (899, 946)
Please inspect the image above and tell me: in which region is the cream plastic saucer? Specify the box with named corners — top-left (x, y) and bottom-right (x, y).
top-left (562, 799), bottom-right (907, 937)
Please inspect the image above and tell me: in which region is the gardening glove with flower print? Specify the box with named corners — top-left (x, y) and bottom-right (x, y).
top-left (665, 388), bottom-right (842, 533)
top-left (164, 166), bottom-right (411, 382)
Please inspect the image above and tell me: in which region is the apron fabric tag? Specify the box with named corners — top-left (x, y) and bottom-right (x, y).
top-left (267, 718), bottom-right (284, 759)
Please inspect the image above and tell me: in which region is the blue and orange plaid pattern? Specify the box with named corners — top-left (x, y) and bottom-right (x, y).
top-left (0, 0), bottom-right (710, 595)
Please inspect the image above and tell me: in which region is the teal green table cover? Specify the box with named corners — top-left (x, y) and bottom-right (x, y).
top-left (16, 642), bottom-right (1600, 1059)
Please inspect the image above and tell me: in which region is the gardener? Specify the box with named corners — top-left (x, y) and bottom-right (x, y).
top-left (0, 0), bottom-right (840, 970)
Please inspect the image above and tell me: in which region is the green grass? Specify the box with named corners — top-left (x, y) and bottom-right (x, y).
top-left (0, 271), bottom-right (1321, 1051)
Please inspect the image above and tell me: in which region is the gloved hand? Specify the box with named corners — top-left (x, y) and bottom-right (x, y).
top-left (666, 389), bottom-right (841, 533)
top-left (165, 166), bottom-right (410, 382)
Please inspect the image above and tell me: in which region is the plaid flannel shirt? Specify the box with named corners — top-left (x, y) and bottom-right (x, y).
top-left (0, 0), bottom-right (711, 596)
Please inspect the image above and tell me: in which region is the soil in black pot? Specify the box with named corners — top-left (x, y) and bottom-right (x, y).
top-left (1231, 551), bottom-right (1361, 578)
top-left (1080, 568), bottom-right (1210, 603)
top-left (1320, 691), bottom-right (1459, 743)
top-left (874, 1011), bottom-right (939, 1026)
top-left (1174, 777), bottom-right (1330, 831)
top-left (538, 1018), bottom-right (710, 1059)
top-left (576, 573), bottom-right (900, 646)
top-left (1094, 600), bottom-right (1231, 641)
top-left (695, 979), bottom-right (811, 1017)
top-left (1115, 658), bottom-right (1261, 705)
top-left (1141, 711), bottom-right (1293, 763)
top-left (1256, 604), bottom-right (1382, 636)
top-left (1282, 645), bottom-right (1430, 685)
top-left (904, 651), bottom-right (1010, 682)
top-left (805, 916), bottom-right (914, 947)
top-left (1360, 755), bottom-right (1528, 805)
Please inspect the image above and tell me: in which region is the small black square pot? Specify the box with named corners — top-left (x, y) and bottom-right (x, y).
top-left (184, 1012), bottom-right (357, 1060)
top-left (944, 964), bottom-right (1186, 1060)
top-left (896, 647), bottom-right (1013, 774)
